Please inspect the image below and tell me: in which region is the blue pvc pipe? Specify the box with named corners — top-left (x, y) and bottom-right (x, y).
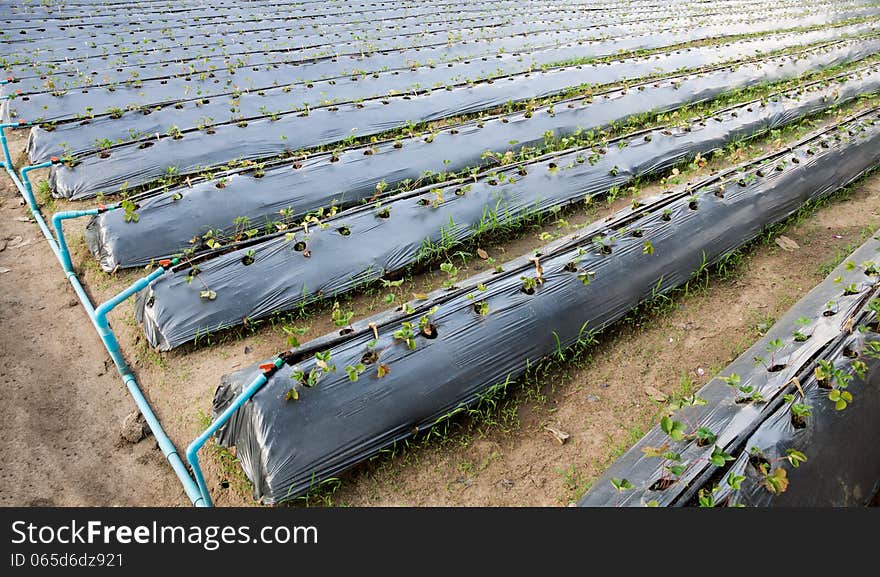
top-left (9, 162), bottom-right (206, 506)
top-left (19, 161), bottom-right (53, 209)
top-left (186, 358), bottom-right (282, 507)
top-left (0, 121), bottom-right (25, 169)
top-left (52, 209), bottom-right (100, 273)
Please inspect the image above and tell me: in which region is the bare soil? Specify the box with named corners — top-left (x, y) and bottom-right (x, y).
top-left (1, 105), bottom-right (878, 507)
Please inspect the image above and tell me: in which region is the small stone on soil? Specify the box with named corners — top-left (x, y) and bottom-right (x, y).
top-left (244, 345), bottom-right (252, 354)
top-left (120, 411), bottom-right (149, 444)
top-left (774, 235), bottom-right (800, 251)
top-left (544, 425), bottom-right (570, 445)
top-left (587, 394), bottom-right (600, 402)
top-left (599, 382), bottom-right (610, 388)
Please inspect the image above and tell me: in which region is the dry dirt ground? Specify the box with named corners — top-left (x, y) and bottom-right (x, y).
top-left (1, 106), bottom-right (879, 507)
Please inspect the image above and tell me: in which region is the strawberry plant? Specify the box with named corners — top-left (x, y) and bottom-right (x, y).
top-left (331, 301), bottom-right (355, 333)
top-left (610, 478), bottom-right (633, 507)
top-left (792, 316), bottom-right (812, 342)
top-left (345, 363), bottom-right (366, 382)
top-left (783, 393), bottom-right (812, 428)
top-left (719, 373), bottom-right (764, 403)
top-left (121, 199), bottom-right (139, 223)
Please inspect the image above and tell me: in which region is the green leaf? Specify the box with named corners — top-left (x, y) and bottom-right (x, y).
top-left (785, 449), bottom-right (808, 468)
top-left (719, 373), bottom-right (741, 387)
top-left (764, 468), bottom-right (789, 495)
top-left (698, 488), bottom-right (715, 508)
top-left (662, 451), bottom-right (681, 462)
top-left (835, 399), bottom-right (848, 411)
top-left (709, 445), bottom-right (734, 467)
top-left (666, 464), bottom-right (687, 477)
top-left (828, 389), bottom-right (841, 402)
top-left (611, 478), bottom-right (634, 491)
top-left (696, 426), bottom-right (717, 444)
top-left (199, 290), bottom-right (217, 301)
top-left (661, 416), bottom-right (686, 441)
top-left (726, 472), bottom-right (746, 490)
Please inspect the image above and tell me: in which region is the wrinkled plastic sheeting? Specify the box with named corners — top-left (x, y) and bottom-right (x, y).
top-left (3, 3), bottom-right (660, 62)
top-left (4, 10), bottom-right (675, 108)
top-left (0, 0), bottom-right (854, 76)
top-left (29, 22), bottom-right (880, 166)
top-left (2, 0), bottom-right (848, 95)
top-left (87, 60), bottom-right (880, 272)
top-left (133, 67), bottom-right (880, 349)
top-left (714, 332), bottom-right (880, 506)
top-left (45, 32), bottom-right (880, 200)
top-left (580, 236), bottom-right (880, 506)
top-left (5, 0), bottom-right (619, 65)
top-left (12, 6), bottom-right (859, 129)
top-left (1, 0), bottom-right (688, 56)
top-left (3, 18), bottom-right (680, 114)
top-left (24, 9), bottom-right (840, 151)
top-left (1, 1), bottom-right (751, 96)
top-left (1, 1), bottom-right (722, 93)
top-left (0, 20), bottom-right (703, 99)
top-left (210, 110), bottom-right (880, 503)
top-left (1, 2), bottom-right (741, 98)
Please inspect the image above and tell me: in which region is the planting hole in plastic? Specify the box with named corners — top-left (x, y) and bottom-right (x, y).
top-left (649, 477), bottom-right (675, 491)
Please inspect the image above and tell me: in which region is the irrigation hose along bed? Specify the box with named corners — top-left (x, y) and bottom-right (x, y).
top-left (210, 108), bottom-right (880, 503)
top-left (15, 5), bottom-right (868, 145)
top-left (40, 24), bottom-right (880, 199)
top-left (579, 234), bottom-right (880, 506)
top-left (87, 34), bottom-right (880, 274)
top-left (5, 1), bottom-right (816, 118)
top-left (2, 0), bottom-right (860, 86)
top-left (133, 59), bottom-right (880, 351)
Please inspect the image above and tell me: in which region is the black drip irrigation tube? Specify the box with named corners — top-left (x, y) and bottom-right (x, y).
top-left (41, 26), bottom-right (880, 199)
top-left (132, 58), bottom-right (880, 351)
top-left (205, 107), bottom-right (880, 504)
top-left (579, 234), bottom-right (880, 507)
top-left (2, 1), bottom-right (740, 66)
top-left (1, 0), bottom-right (851, 96)
top-left (87, 49), bottom-right (880, 274)
top-left (1, 0), bottom-right (757, 82)
top-left (8, 5), bottom-right (814, 127)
